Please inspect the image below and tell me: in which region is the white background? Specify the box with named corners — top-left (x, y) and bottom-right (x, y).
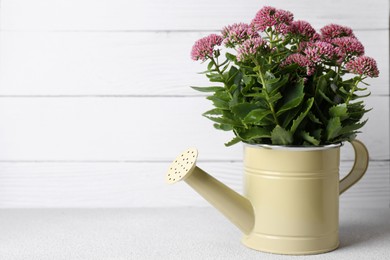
top-left (0, 0), bottom-right (388, 208)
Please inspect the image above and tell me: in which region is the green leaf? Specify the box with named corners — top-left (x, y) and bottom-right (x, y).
top-left (299, 131), bottom-right (320, 146)
top-left (225, 66), bottom-right (239, 85)
top-left (226, 52), bottom-right (236, 62)
top-left (206, 91), bottom-right (231, 109)
top-left (290, 97), bottom-right (314, 134)
top-left (237, 127), bottom-right (271, 141)
top-left (308, 112), bottom-right (322, 125)
top-left (326, 117), bottom-right (342, 141)
top-left (228, 84), bottom-right (238, 95)
top-left (266, 74), bottom-right (289, 95)
top-left (221, 63), bottom-right (230, 73)
top-left (224, 136), bottom-right (241, 147)
top-left (271, 125), bottom-right (293, 145)
top-left (231, 103), bottom-right (258, 119)
top-left (264, 71), bottom-right (276, 80)
top-left (345, 101), bottom-right (368, 119)
top-left (207, 96), bottom-right (229, 110)
top-left (331, 133), bottom-right (358, 143)
top-left (339, 86), bottom-right (350, 96)
top-left (347, 100), bottom-right (365, 110)
top-left (207, 96), bottom-right (229, 109)
top-left (277, 63), bottom-right (299, 75)
top-left (349, 91), bottom-right (371, 101)
top-left (229, 85), bottom-right (242, 107)
top-left (207, 60), bottom-right (214, 70)
top-left (329, 104), bottom-right (349, 121)
top-left (202, 108), bottom-right (223, 116)
top-left (356, 86), bottom-right (368, 91)
top-left (280, 106), bottom-right (301, 128)
top-left (253, 116), bottom-right (275, 126)
top-left (213, 123), bottom-right (233, 131)
top-left (219, 58), bottom-right (229, 67)
top-left (206, 73), bottom-right (225, 83)
top-left (197, 70), bottom-right (212, 75)
top-left (203, 115), bottom-right (239, 126)
top-left (315, 75), bottom-right (327, 99)
top-left (268, 92), bottom-right (283, 104)
top-left (243, 109), bottom-right (272, 124)
top-left (244, 92), bottom-right (266, 98)
top-left (242, 75), bottom-right (254, 86)
top-left (276, 78), bottom-right (305, 116)
top-left (312, 129), bottom-right (322, 140)
top-left (191, 86), bottom-right (224, 92)
top-left (318, 89), bottom-right (336, 105)
top-left (338, 119), bottom-right (368, 135)
top-left (253, 65), bottom-right (261, 72)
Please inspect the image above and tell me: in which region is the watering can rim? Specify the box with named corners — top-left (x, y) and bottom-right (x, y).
top-left (243, 142), bottom-right (343, 151)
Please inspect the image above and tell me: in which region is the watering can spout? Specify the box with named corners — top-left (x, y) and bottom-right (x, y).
top-left (166, 148), bottom-right (255, 235)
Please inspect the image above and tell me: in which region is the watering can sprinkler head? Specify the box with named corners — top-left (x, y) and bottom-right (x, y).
top-left (165, 148), bottom-right (255, 235)
top-left (165, 148), bottom-right (198, 184)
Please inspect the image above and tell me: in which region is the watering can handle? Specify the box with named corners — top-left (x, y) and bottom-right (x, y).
top-left (339, 140), bottom-right (369, 195)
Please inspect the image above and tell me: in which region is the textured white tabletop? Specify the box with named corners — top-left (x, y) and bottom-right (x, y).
top-left (0, 208), bottom-right (389, 260)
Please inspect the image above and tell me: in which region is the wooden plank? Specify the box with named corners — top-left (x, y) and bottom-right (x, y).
top-left (0, 161), bottom-right (387, 208)
top-left (0, 96), bottom-right (387, 161)
top-left (0, 31), bottom-right (388, 96)
top-left (0, 0), bottom-right (388, 31)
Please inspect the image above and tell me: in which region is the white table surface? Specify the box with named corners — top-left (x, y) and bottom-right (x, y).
top-left (0, 208), bottom-right (389, 260)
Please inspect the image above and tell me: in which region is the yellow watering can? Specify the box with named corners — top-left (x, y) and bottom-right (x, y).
top-left (165, 140), bottom-right (369, 255)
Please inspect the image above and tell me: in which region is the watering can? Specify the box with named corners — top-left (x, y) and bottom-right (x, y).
top-left (165, 140), bottom-right (369, 255)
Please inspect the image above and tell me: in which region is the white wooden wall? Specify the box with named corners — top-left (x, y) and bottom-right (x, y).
top-left (0, 0), bottom-right (388, 208)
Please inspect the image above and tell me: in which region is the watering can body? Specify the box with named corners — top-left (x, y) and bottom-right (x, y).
top-left (243, 143), bottom-right (340, 254)
top-left (166, 140), bottom-right (369, 255)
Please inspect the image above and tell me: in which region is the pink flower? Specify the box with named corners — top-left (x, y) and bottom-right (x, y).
top-left (251, 6), bottom-right (293, 34)
top-left (320, 24), bottom-right (355, 41)
top-left (236, 37), bottom-right (268, 61)
top-left (221, 23), bottom-right (259, 47)
top-left (346, 56), bottom-right (379, 77)
top-left (191, 34), bottom-right (223, 61)
top-left (281, 53), bottom-right (315, 76)
top-left (304, 41), bottom-right (338, 63)
top-left (288, 20), bottom-right (319, 40)
top-left (332, 37), bottom-right (365, 61)
top-left (297, 41), bottom-right (314, 52)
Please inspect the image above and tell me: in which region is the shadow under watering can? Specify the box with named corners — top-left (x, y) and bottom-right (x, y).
top-left (165, 140), bottom-right (369, 255)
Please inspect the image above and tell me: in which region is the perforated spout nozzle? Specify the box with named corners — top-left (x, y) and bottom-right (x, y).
top-left (165, 148), bottom-right (255, 235)
top-left (166, 148), bottom-right (198, 184)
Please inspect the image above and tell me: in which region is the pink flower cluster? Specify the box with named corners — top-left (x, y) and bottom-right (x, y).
top-left (285, 23), bottom-right (368, 74)
top-left (191, 34), bottom-right (223, 61)
top-left (331, 37), bottom-right (365, 59)
top-left (251, 6), bottom-right (293, 34)
top-left (236, 37), bottom-right (268, 61)
top-left (304, 41), bottom-right (339, 63)
top-left (346, 56), bottom-right (379, 77)
top-left (320, 24), bottom-right (355, 41)
top-left (289, 20), bottom-right (319, 40)
top-left (281, 53), bottom-right (315, 76)
top-left (190, 6), bottom-right (379, 79)
top-left (221, 23), bottom-right (258, 47)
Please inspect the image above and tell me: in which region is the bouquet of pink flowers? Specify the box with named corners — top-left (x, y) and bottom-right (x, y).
top-left (191, 6), bottom-right (379, 146)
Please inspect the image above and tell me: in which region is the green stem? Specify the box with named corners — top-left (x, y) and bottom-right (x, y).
top-left (210, 56), bottom-right (223, 76)
top-left (209, 56), bottom-right (233, 99)
top-left (253, 59), bottom-right (280, 126)
top-left (268, 31), bottom-right (273, 64)
top-left (345, 76), bottom-right (362, 105)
